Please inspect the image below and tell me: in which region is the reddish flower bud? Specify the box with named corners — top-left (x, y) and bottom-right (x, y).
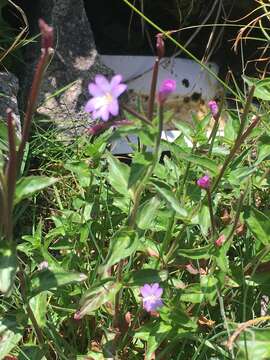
top-left (39, 18), bottom-right (54, 50)
top-left (197, 175), bottom-right (210, 190)
top-left (215, 234), bottom-right (225, 247)
top-left (156, 33), bottom-right (165, 59)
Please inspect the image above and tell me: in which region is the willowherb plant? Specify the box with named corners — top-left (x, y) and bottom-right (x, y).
top-left (2, 2), bottom-right (270, 358)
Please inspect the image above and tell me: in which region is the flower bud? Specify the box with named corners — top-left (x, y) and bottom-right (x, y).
top-left (39, 18), bottom-right (54, 50)
top-left (197, 175), bottom-right (210, 190)
top-left (208, 100), bottom-right (219, 120)
top-left (215, 234), bottom-right (225, 247)
top-left (156, 33), bottom-right (165, 59)
top-left (158, 79), bottom-right (176, 104)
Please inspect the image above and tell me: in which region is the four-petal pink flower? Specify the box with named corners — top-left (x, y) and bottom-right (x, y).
top-left (85, 74), bottom-right (127, 121)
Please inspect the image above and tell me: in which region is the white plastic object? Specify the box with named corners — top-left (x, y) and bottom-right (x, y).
top-left (100, 55), bottom-right (220, 154)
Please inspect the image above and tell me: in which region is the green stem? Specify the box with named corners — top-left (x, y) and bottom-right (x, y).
top-left (206, 188), bottom-right (216, 239)
top-left (212, 115), bottom-right (260, 193)
top-left (18, 266), bottom-right (51, 358)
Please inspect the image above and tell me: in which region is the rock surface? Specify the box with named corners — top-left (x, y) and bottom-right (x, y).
top-left (21, 0), bottom-right (112, 136)
top-left (0, 72), bottom-right (21, 136)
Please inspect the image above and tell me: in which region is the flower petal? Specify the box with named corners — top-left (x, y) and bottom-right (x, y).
top-left (155, 288), bottom-right (163, 297)
top-left (108, 99), bottom-right (119, 116)
top-left (110, 74), bottom-right (123, 89)
top-left (88, 83), bottom-right (104, 97)
top-left (99, 106), bottom-right (110, 121)
top-left (85, 98), bottom-right (97, 113)
top-left (111, 83), bottom-right (127, 98)
top-left (140, 284), bottom-right (152, 297)
top-left (95, 75), bottom-right (110, 92)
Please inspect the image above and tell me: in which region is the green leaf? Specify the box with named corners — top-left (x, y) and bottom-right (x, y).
top-left (29, 269), bottom-right (87, 298)
top-left (0, 245), bottom-right (17, 296)
top-left (168, 144), bottom-right (219, 175)
top-left (236, 328), bottom-right (270, 360)
top-left (178, 245), bottom-right (213, 259)
top-left (224, 111), bottom-right (240, 142)
top-left (18, 345), bottom-right (46, 360)
top-left (198, 205), bottom-right (211, 236)
top-left (136, 196), bottom-right (160, 229)
top-left (135, 320), bottom-right (172, 360)
top-left (75, 280), bottom-right (121, 318)
top-left (15, 176), bottom-right (57, 205)
top-left (228, 166), bottom-right (256, 185)
top-left (0, 316), bottom-right (23, 360)
top-left (200, 274), bottom-right (218, 306)
top-left (244, 207), bottom-right (270, 245)
top-left (181, 154), bottom-right (219, 175)
top-left (255, 134), bottom-right (270, 165)
top-left (100, 227), bottom-right (140, 272)
top-left (146, 322), bottom-right (172, 360)
top-left (64, 160), bottom-right (91, 187)
top-left (123, 269), bottom-right (168, 286)
top-left (107, 153), bottom-right (133, 198)
top-left (29, 292), bottom-right (48, 328)
top-left (128, 152), bottom-right (153, 189)
top-left (153, 182), bottom-right (188, 220)
top-left (243, 75), bottom-right (270, 100)
top-left (180, 284), bottom-right (204, 303)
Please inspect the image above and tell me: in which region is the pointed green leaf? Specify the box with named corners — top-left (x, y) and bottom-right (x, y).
top-left (236, 328), bottom-right (270, 360)
top-left (244, 207), bottom-right (270, 245)
top-left (123, 269), bottom-right (168, 286)
top-left (0, 316), bottom-right (23, 360)
top-left (101, 227), bottom-right (140, 272)
top-left (178, 245), bottom-right (213, 259)
top-left (107, 153), bottom-right (133, 197)
top-left (128, 152), bottom-right (153, 189)
top-left (243, 75), bottom-right (270, 100)
top-left (15, 176), bottom-right (57, 205)
top-left (29, 269), bottom-right (87, 298)
top-left (75, 280), bottom-right (121, 318)
top-left (153, 183), bottom-right (188, 219)
top-left (136, 196), bottom-right (160, 229)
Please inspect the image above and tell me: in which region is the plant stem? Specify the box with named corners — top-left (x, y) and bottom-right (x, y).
top-left (227, 315), bottom-right (270, 351)
top-left (212, 115), bottom-right (260, 193)
top-left (121, 103), bottom-right (152, 126)
top-left (17, 48), bottom-right (54, 175)
top-left (147, 57), bottom-right (159, 121)
top-left (18, 266), bottom-right (51, 358)
top-left (206, 188), bottom-right (216, 238)
top-left (5, 110), bottom-right (17, 243)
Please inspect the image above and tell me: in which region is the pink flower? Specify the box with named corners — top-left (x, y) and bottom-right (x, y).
top-left (208, 100), bottom-right (219, 118)
top-left (140, 283), bottom-right (163, 312)
top-left (158, 79), bottom-right (176, 103)
top-left (215, 234), bottom-right (225, 247)
top-left (197, 175), bottom-right (210, 189)
top-left (85, 74), bottom-right (127, 121)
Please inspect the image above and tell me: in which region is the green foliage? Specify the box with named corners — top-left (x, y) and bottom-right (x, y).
top-left (2, 1), bottom-right (270, 358)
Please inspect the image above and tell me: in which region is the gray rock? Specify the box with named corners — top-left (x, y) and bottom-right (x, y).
top-left (22, 0), bottom-right (112, 137)
top-left (0, 72), bottom-right (21, 136)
